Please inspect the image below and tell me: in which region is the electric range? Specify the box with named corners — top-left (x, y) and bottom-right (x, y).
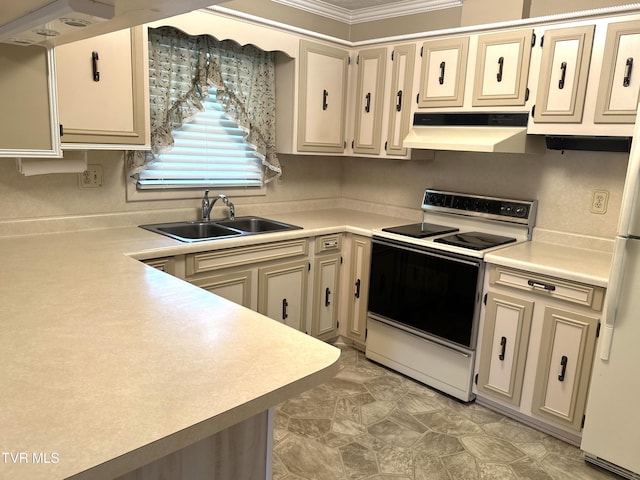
top-left (366, 189), bottom-right (537, 402)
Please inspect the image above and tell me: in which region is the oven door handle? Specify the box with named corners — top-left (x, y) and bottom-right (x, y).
top-left (372, 238), bottom-right (481, 267)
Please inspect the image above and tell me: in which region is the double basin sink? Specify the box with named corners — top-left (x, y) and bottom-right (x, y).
top-left (140, 216), bottom-right (302, 243)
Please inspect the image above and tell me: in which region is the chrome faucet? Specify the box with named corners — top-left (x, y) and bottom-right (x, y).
top-left (201, 191), bottom-right (235, 221)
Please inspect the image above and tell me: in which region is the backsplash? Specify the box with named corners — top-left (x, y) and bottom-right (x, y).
top-left (0, 147), bottom-right (628, 244)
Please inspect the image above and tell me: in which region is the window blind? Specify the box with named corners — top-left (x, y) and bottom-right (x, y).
top-left (136, 86), bottom-right (263, 189)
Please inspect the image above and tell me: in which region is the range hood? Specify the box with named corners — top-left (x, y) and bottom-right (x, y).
top-left (403, 112), bottom-right (545, 154)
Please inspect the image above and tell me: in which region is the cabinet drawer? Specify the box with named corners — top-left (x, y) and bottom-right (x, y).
top-left (143, 257), bottom-right (176, 275)
top-left (315, 234), bottom-right (341, 253)
top-left (186, 239), bottom-right (308, 276)
top-left (489, 266), bottom-right (604, 311)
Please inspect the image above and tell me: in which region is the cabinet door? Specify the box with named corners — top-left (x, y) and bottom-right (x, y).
top-left (532, 306), bottom-right (599, 430)
top-left (312, 253), bottom-right (341, 339)
top-left (191, 270), bottom-right (253, 309)
top-left (0, 44), bottom-right (60, 157)
top-left (297, 40), bottom-right (348, 153)
top-left (477, 292), bottom-right (533, 406)
top-left (258, 260), bottom-right (308, 332)
top-left (472, 29), bottom-right (533, 106)
top-left (595, 19), bottom-right (640, 124)
top-left (417, 37), bottom-right (469, 108)
top-left (56, 27), bottom-right (148, 146)
top-left (346, 236), bottom-right (371, 343)
top-left (386, 43), bottom-right (416, 156)
top-left (533, 25), bottom-right (595, 123)
top-left (353, 47), bottom-right (386, 155)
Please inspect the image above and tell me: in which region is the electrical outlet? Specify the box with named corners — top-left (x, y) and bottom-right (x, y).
top-left (79, 164), bottom-right (103, 189)
top-left (590, 190), bottom-right (609, 214)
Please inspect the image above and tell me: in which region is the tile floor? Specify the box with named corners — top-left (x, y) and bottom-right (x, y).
top-left (273, 343), bottom-right (621, 480)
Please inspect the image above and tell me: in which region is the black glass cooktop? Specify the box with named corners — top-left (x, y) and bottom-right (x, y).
top-left (382, 222), bottom-right (459, 238)
top-left (434, 231), bottom-right (517, 250)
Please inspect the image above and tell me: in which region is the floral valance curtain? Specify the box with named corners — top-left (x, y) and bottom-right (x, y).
top-left (126, 26), bottom-right (281, 183)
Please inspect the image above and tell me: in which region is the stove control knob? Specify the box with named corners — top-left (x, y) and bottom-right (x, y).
top-left (515, 206), bottom-right (528, 217)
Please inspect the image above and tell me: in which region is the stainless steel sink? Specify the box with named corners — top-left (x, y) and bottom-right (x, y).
top-left (140, 216), bottom-right (301, 242)
top-left (217, 216), bottom-right (302, 233)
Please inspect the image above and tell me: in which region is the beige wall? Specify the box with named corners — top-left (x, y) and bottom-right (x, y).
top-left (342, 150), bottom-right (628, 240)
top-left (0, 148), bottom-right (628, 242)
top-left (460, 0), bottom-right (531, 26)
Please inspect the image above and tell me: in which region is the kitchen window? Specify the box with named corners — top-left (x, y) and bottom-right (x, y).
top-left (127, 26), bottom-right (281, 199)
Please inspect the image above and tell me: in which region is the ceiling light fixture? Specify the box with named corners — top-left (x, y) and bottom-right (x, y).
top-left (0, 0), bottom-right (115, 47)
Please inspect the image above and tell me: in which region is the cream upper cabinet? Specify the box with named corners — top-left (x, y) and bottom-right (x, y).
top-left (296, 40), bottom-right (349, 154)
top-left (594, 19), bottom-right (640, 124)
top-left (0, 44), bottom-right (60, 158)
top-left (472, 29), bottom-right (533, 106)
top-left (417, 36), bottom-right (469, 108)
top-left (55, 26), bottom-right (149, 147)
top-left (532, 25), bottom-right (595, 124)
top-left (352, 47), bottom-right (387, 156)
top-left (386, 43), bottom-right (416, 157)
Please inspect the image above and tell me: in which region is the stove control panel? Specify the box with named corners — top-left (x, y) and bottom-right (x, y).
top-left (422, 189), bottom-right (537, 226)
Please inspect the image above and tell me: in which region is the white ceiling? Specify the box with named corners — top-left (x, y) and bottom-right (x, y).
top-left (270, 0), bottom-right (463, 23)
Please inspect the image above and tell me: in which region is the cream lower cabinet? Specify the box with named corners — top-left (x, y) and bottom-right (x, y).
top-left (192, 269), bottom-right (253, 309)
top-left (184, 239), bottom-right (310, 331)
top-left (55, 26), bottom-right (149, 147)
top-left (475, 265), bottom-right (604, 443)
top-left (477, 292), bottom-right (534, 406)
top-left (258, 260), bottom-right (308, 332)
top-left (310, 234), bottom-right (343, 340)
top-left (342, 235), bottom-right (372, 346)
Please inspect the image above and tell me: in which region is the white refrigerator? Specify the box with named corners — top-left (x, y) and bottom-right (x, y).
top-left (580, 108), bottom-right (640, 479)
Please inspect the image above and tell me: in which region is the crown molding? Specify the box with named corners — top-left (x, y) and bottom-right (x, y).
top-left (270, 0), bottom-right (462, 24)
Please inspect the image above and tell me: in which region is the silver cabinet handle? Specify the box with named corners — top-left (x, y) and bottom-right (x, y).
top-left (527, 279), bottom-right (556, 291)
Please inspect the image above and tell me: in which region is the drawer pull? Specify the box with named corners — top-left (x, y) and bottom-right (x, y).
top-left (282, 298), bottom-right (288, 320)
top-left (496, 56), bottom-right (504, 82)
top-left (439, 61), bottom-right (446, 85)
top-left (624, 57), bottom-right (634, 87)
top-left (92, 51), bottom-right (100, 82)
top-left (558, 355), bottom-right (568, 381)
top-left (527, 279), bottom-right (556, 292)
top-left (325, 287), bottom-right (331, 307)
top-left (499, 336), bottom-right (507, 361)
top-left (396, 90), bottom-right (403, 112)
top-left (558, 61), bottom-right (567, 90)
top-left (322, 89), bottom-right (329, 110)
top-left (364, 92), bottom-right (371, 113)
top-left (355, 278), bottom-right (361, 298)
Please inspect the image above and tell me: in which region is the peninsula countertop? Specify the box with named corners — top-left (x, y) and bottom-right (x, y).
top-left (0, 208), bottom-right (418, 480)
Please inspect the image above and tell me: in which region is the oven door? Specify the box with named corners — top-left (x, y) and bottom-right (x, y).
top-left (368, 238), bottom-right (483, 349)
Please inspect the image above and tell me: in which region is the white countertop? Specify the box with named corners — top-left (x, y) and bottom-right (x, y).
top-left (0, 208), bottom-right (612, 479)
top-left (0, 208), bottom-right (409, 480)
top-left (485, 240), bottom-right (612, 287)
